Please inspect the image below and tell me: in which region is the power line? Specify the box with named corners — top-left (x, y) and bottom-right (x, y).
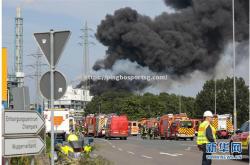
top-left (26, 49), bottom-right (48, 109)
top-left (78, 21), bottom-right (95, 111)
top-left (79, 21), bottom-right (95, 90)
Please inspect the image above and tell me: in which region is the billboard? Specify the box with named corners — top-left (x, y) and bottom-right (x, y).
top-left (2, 48), bottom-right (7, 101)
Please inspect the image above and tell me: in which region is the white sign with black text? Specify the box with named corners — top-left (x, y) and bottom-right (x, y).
top-left (3, 137), bottom-right (45, 157)
top-left (3, 110), bottom-right (45, 135)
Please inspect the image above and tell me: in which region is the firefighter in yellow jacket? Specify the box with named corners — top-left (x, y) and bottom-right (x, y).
top-left (67, 131), bottom-right (79, 142)
top-left (197, 111), bottom-right (216, 165)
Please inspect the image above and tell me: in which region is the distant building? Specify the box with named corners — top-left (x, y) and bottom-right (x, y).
top-left (45, 85), bottom-right (93, 111)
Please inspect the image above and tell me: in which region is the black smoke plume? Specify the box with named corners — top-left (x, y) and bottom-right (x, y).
top-left (94, 0), bottom-right (249, 75)
top-left (77, 79), bottom-right (148, 96)
top-left (164, 0), bottom-right (192, 9)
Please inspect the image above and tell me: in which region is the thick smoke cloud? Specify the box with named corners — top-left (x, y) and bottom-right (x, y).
top-left (77, 79), bottom-right (148, 96)
top-left (94, 0), bottom-right (249, 76)
top-left (164, 0), bottom-right (192, 9)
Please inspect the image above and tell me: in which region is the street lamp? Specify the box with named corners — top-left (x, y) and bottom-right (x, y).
top-left (232, 0), bottom-right (237, 133)
top-left (178, 85), bottom-right (181, 114)
top-left (214, 80), bottom-right (217, 115)
top-left (98, 102), bottom-right (101, 114)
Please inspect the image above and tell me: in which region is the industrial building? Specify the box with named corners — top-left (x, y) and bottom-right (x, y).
top-left (45, 85), bottom-right (93, 111)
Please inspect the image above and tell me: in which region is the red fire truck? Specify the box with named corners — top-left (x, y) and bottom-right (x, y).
top-left (84, 114), bottom-right (96, 136)
top-left (191, 119), bottom-right (202, 136)
top-left (95, 114), bottom-right (108, 137)
top-left (169, 119), bottom-right (195, 140)
top-left (105, 115), bottom-right (129, 140)
top-left (159, 114), bottom-right (174, 139)
top-left (159, 113), bottom-right (195, 140)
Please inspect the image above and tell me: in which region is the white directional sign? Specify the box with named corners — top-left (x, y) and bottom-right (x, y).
top-left (3, 137), bottom-right (45, 157)
top-left (4, 111), bottom-right (45, 135)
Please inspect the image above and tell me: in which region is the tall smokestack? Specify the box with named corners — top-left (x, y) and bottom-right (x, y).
top-left (16, 7), bottom-right (21, 17)
top-left (15, 7), bottom-right (24, 87)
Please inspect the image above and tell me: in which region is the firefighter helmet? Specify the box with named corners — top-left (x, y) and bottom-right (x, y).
top-left (203, 111), bottom-right (213, 117)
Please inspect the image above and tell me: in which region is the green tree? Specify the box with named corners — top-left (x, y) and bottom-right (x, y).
top-left (196, 77), bottom-right (249, 126)
top-left (85, 91), bottom-right (196, 120)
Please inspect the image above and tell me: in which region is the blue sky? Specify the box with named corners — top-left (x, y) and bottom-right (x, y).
top-left (3, 0), bottom-right (171, 101)
top-left (3, 0), bottom-right (170, 77)
top-left (2, 0), bottom-right (248, 102)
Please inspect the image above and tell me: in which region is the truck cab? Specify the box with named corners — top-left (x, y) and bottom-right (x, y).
top-left (44, 108), bottom-right (71, 142)
top-left (170, 120), bottom-right (195, 140)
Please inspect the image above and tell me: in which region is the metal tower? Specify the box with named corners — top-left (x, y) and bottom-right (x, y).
top-left (26, 49), bottom-right (47, 109)
top-left (15, 7), bottom-right (24, 87)
top-left (79, 21), bottom-right (91, 90)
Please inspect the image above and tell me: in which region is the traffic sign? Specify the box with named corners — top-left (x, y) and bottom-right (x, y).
top-left (3, 137), bottom-right (45, 157)
top-left (34, 29), bottom-right (70, 165)
top-left (40, 70), bottom-right (67, 100)
top-left (3, 111), bottom-right (45, 136)
top-left (34, 30), bottom-right (70, 66)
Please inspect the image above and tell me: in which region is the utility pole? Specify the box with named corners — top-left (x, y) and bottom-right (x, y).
top-left (26, 49), bottom-right (48, 109)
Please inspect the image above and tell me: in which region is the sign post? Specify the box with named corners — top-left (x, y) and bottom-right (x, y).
top-left (34, 29), bottom-right (70, 165)
top-left (50, 29), bottom-right (55, 165)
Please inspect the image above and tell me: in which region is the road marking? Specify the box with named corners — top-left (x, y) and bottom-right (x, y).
top-left (159, 152), bottom-right (178, 157)
top-left (99, 138), bottom-right (112, 145)
top-left (112, 145), bottom-right (116, 148)
top-left (174, 153), bottom-right (183, 156)
top-left (185, 147), bottom-right (191, 151)
top-left (118, 148), bottom-right (123, 151)
top-left (141, 155), bottom-right (152, 159)
top-left (127, 151), bottom-right (135, 155)
top-left (180, 144), bottom-right (196, 147)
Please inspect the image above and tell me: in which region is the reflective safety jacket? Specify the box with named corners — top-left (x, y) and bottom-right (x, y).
top-left (197, 121), bottom-right (216, 145)
top-left (84, 145), bottom-right (92, 154)
top-left (67, 134), bottom-right (78, 142)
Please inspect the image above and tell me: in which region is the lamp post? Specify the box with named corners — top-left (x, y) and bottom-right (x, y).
top-left (232, 0), bottom-right (237, 133)
top-left (214, 80), bottom-right (217, 115)
top-left (179, 85), bottom-right (181, 114)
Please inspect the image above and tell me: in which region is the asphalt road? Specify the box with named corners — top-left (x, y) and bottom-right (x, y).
top-left (93, 136), bottom-right (249, 165)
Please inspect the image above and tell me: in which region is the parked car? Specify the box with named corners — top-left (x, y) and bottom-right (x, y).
top-left (230, 120), bottom-right (249, 156)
